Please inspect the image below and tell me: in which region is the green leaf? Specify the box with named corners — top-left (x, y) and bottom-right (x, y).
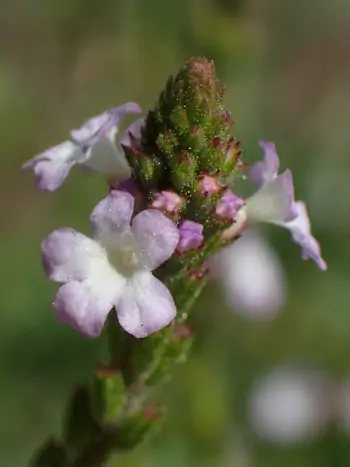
top-left (30, 439), bottom-right (68, 467)
top-left (63, 386), bottom-right (97, 456)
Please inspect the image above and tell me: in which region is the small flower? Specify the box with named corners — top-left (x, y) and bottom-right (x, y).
top-left (215, 190), bottom-right (244, 220)
top-left (151, 190), bottom-right (183, 214)
top-left (23, 103), bottom-right (142, 191)
top-left (242, 141), bottom-right (297, 224)
top-left (249, 366), bottom-right (329, 444)
top-left (177, 220), bottom-right (204, 253)
top-left (226, 141), bottom-right (326, 270)
top-left (211, 230), bottom-right (286, 317)
top-left (41, 190), bottom-right (179, 338)
top-left (199, 175), bottom-right (222, 196)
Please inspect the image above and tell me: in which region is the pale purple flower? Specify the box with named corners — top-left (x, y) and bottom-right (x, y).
top-left (211, 231), bottom-right (286, 317)
top-left (243, 140), bottom-right (297, 224)
top-left (177, 220), bottom-right (204, 253)
top-left (249, 367), bottom-right (329, 444)
top-left (41, 190), bottom-right (179, 338)
top-left (23, 103), bottom-right (142, 192)
top-left (228, 141), bottom-right (326, 270)
top-left (215, 190), bottom-right (244, 220)
top-left (151, 190), bottom-right (183, 214)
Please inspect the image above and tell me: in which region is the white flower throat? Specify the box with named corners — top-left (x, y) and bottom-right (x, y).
top-left (104, 233), bottom-right (142, 277)
top-left (120, 246), bottom-right (139, 268)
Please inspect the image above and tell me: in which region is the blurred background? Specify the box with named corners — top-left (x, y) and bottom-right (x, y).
top-left (1, 0), bottom-right (350, 465)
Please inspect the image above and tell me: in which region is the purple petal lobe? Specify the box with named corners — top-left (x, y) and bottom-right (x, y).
top-left (54, 275), bottom-right (125, 338)
top-left (110, 102), bottom-right (142, 122)
top-left (177, 220), bottom-right (204, 253)
top-left (132, 209), bottom-right (179, 270)
top-left (23, 141), bottom-right (84, 191)
top-left (115, 271), bottom-right (176, 338)
top-left (285, 202), bottom-right (327, 270)
top-left (42, 228), bottom-right (107, 282)
top-left (250, 141), bottom-right (280, 187)
top-left (120, 118), bottom-right (145, 148)
top-left (71, 112), bottom-right (111, 144)
top-left (90, 190), bottom-right (135, 238)
top-left (70, 103), bottom-right (141, 145)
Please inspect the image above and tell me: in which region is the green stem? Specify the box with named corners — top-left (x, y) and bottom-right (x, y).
top-left (71, 430), bottom-right (116, 467)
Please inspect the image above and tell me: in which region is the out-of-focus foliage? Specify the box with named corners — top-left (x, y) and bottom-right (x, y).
top-left (1, 0), bottom-right (350, 465)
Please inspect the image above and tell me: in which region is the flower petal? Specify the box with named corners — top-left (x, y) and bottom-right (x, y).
top-left (22, 141), bottom-right (84, 191)
top-left (131, 209), bottom-right (179, 270)
top-left (245, 170), bottom-right (297, 224)
top-left (120, 118), bottom-right (145, 148)
top-left (90, 190), bottom-right (135, 239)
top-left (250, 141), bottom-right (280, 187)
top-left (110, 102), bottom-right (142, 124)
top-left (55, 273), bottom-right (126, 338)
top-left (41, 228), bottom-right (108, 282)
top-left (70, 103), bottom-right (141, 145)
top-left (284, 202), bottom-right (327, 270)
top-left (84, 136), bottom-right (131, 178)
top-left (70, 112), bottom-right (111, 144)
top-left (115, 270), bottom-right (176, 337)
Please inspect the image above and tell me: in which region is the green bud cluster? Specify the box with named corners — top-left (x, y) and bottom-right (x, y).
top-left (124, 57), bottom-right (242, 196)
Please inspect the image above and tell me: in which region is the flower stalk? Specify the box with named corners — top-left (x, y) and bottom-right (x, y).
top-left (29, 57), bottom-right (243, 467)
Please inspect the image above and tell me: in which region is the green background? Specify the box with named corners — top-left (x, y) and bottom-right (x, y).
top-left (1, 0), bottom-right (349, 465)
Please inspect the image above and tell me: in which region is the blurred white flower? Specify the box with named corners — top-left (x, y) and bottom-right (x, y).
top-left (212, 230), bottom-right (286, 318)
top-left (333, 378), bottom-right (350, 433)
top-left (248, 367), bottom-right (329, 444)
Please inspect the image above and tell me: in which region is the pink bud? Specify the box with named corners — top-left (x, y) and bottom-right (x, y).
top-left (151, 190), bottom-right (183, 214)
top-left (199, 175), bottom-right (222, 196)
